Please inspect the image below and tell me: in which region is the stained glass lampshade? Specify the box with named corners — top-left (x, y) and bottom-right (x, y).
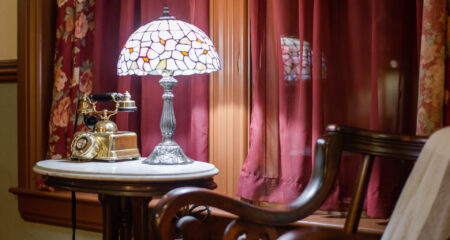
top-left (117, 6), bottom-right (221, 165)
top-left (117, 8), bottom-right (220, 76)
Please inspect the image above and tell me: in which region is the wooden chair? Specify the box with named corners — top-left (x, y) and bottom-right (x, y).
top-left (152, 124), bottom-right (427, 240)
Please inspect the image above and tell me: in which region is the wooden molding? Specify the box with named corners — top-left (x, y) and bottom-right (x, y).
top-left (17, 0), bottom-right (55, 189)
top-left (209, 0), bottom-right (250, 197)
top-left (16, 0), bottom-right (63, 227)
top-left (0, 59), bottom-right (18, 83)
top-left (10, 188), bottom-right (103, 232)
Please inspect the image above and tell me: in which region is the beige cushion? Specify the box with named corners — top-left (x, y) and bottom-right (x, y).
top-left (382, 127), bottom-right (450, 240)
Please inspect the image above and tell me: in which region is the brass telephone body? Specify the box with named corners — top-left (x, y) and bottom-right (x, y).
top-left (71, 92), bottom-right (141, 161)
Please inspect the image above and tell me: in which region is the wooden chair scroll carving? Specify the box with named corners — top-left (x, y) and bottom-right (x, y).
top-left (152, 124), bottom-right (427, 240)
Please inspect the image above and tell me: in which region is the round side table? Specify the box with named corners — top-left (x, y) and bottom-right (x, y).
top-left (33, 159), bottom-right (218, 240)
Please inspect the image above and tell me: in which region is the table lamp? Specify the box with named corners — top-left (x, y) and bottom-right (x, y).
top-left (117, 6), bottom-right (221, 165)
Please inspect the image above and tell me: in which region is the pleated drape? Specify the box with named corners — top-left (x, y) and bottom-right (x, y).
top-left (237, 0), bottom-right (422, 218)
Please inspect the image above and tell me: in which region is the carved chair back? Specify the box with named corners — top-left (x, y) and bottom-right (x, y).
top-left (324, 124), bottom-right (426, 233)
top-left (153, 124), bottom-right (427, 239)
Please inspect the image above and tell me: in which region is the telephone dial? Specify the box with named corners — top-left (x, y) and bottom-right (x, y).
top-left (71, 91), bottom-right (141, 161)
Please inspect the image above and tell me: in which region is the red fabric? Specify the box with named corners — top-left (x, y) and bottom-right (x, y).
top-left (416, 0), bottom-right (450, 135)
top-left (93, 0), bottom-right (210, 162)
top-left (237, 0), bottom-right (422, 218)
top-left (416, 0), bottom-right (447, 135)
top-left (48, 0), bottom-right (210, 163)
top-left (47, 0), bottom-right (95, 159)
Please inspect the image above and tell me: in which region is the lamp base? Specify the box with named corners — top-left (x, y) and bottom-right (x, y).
top-left (142, 141), bottom-right (194, 165)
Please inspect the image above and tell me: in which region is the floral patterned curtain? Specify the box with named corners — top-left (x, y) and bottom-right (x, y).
top-left (416, 0), bottom-right (450, 136)
top-left (47, 0), bottom-right (95, 159)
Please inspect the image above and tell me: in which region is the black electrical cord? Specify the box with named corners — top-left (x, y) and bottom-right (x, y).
top-left (72, 191), bottom-right (76, 240)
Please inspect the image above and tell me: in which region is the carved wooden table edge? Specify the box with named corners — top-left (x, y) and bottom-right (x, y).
top-left (44, 176), bottom-right (216, 197)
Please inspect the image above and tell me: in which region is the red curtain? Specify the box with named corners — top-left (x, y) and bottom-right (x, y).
top-left (237, 0), bottom-right (422, 218)
top-left (47, 0), bottom-right (95, 159)
top-left (48, 0), bottom-right (210, 163)
top-left (416, 0), bottom-right (450, 135)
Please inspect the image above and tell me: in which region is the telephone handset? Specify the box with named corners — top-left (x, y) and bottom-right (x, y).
top-left (71, 91), bottom-right (141, 161)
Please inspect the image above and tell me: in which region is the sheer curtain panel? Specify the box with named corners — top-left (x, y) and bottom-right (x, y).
top-left (237, 0), bottom-right (422, 218)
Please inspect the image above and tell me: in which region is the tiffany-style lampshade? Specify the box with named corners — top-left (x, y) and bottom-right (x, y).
top-left (117, 6), bottom-right (220, 165)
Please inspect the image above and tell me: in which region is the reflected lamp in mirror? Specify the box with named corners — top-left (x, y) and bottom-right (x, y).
top-left (117, 6), bottom-right (221, 165)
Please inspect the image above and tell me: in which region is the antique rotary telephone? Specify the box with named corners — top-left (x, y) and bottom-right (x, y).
top-left (70, 91), bottom-right (141, 161)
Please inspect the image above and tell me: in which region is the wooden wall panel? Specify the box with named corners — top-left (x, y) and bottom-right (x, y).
top-left (10, 188), bottom-right (103, 232)
top-left (17, 0), bottom-right (55, 189)
top-left (209, 0), bottom-right (250, 197)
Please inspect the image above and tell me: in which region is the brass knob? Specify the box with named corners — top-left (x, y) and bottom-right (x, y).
top-left (94, 120), bottom-right (118, 133)
top-left (118, 91), bottom-right (137, 112)
top-left (78, 95), bottom-right (93, 114)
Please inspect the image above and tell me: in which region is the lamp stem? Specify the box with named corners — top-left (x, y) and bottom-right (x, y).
top-left (142, 75), bottom-right (194, 165)
top-left (160, 76), bottom-right (176, 143)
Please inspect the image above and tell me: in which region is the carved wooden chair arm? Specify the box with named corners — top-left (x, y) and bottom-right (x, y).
top-left (153, 133), bottom-right (344, 240)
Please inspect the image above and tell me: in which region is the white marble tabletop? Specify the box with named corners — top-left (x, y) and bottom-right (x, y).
top-left (33, 159), bottom-right (219, 182)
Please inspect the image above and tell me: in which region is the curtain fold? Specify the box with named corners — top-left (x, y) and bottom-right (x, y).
top-left (48, 0), bottom-right (95, 159)
top-left (237, 0), bottom-right (422, 218)
top-left (416, 0), bottom-right (449, 136)
top-left (48, 0), bottom-right (210, 163)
